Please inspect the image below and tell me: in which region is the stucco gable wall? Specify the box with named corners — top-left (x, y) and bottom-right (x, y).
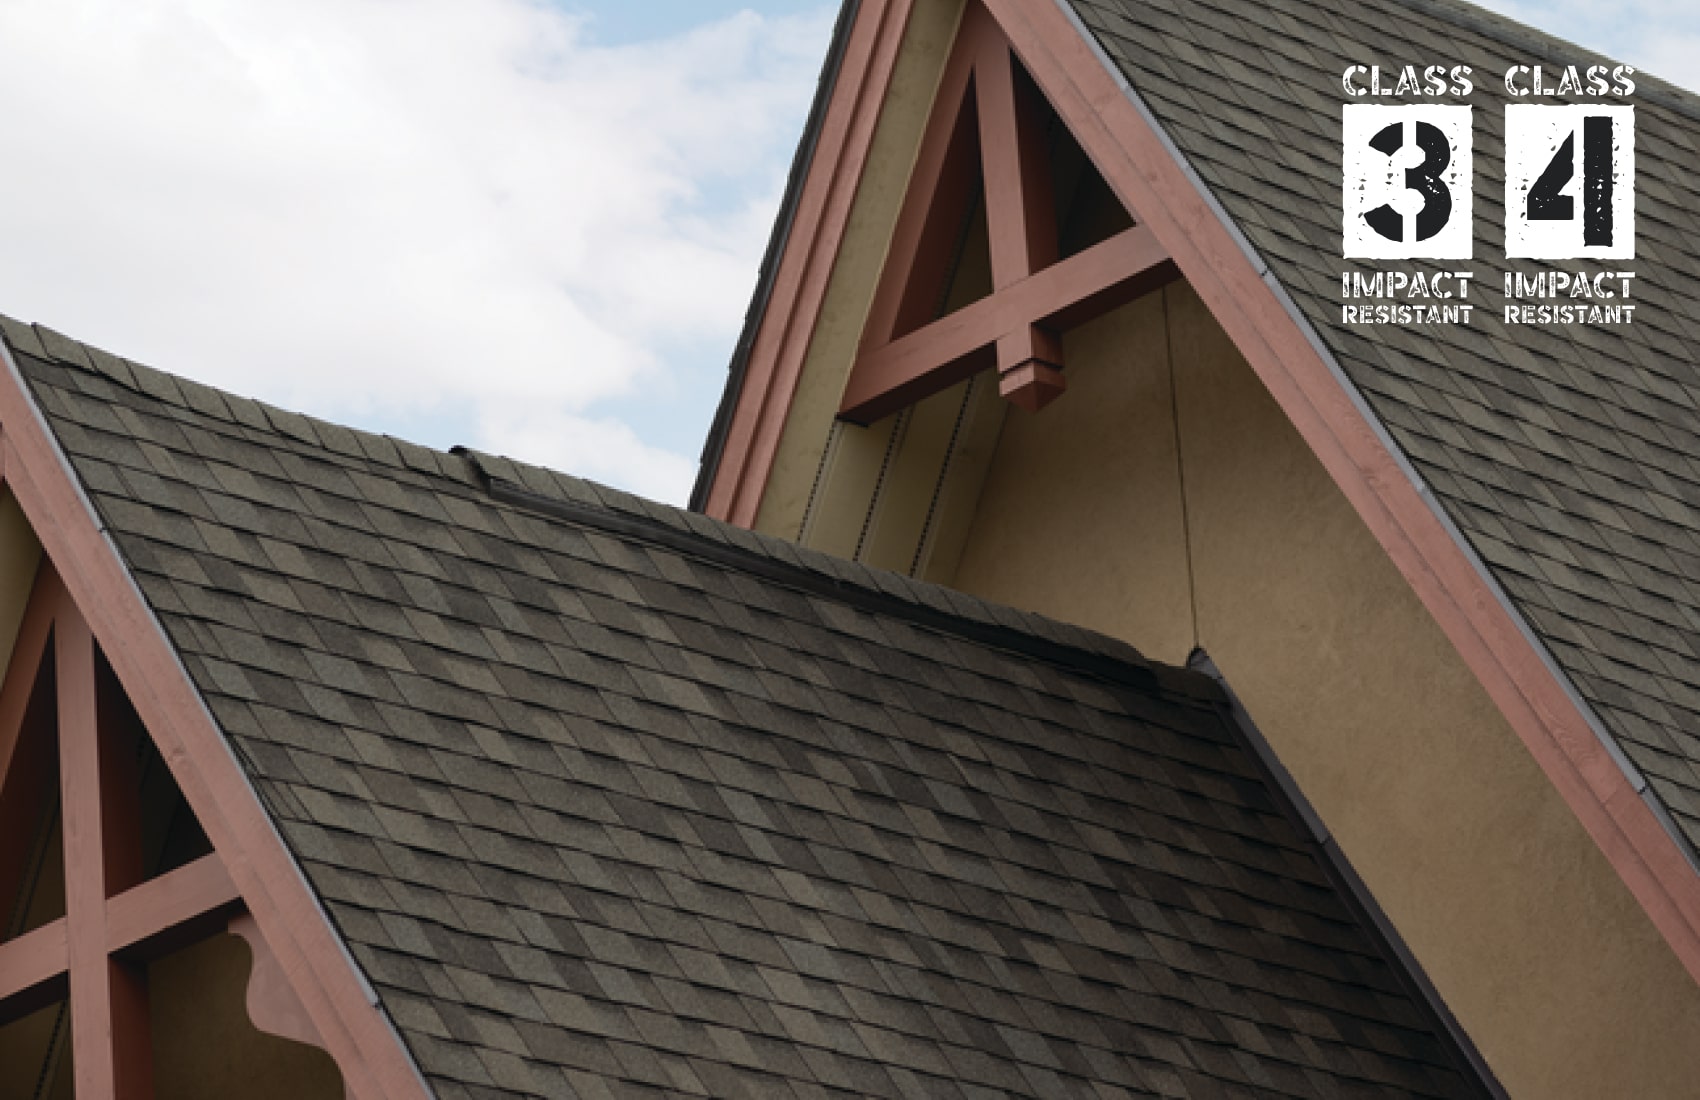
top-left (949, 281), bottom-right (1700, 1099)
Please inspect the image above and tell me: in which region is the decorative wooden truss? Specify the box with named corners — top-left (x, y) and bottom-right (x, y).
top-left (838, 0), bottom-right (1175, 424)
top-left (0, 564), bottom-right (315, 1097)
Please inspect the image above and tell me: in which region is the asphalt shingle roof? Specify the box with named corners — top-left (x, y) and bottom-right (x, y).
top-left (0, 317), bottom-right (1487, 1098)
top-left (1059, 0), bottom-right (1700, 853)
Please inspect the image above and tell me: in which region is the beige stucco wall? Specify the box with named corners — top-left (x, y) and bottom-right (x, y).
top-left (943, 281), bottom-right (1700, 1097)
top-left (0, 1000), bottom-right (71, 1100)
top-left (949, 289), bottom-right (1194, 660)
top-left (151, 933), bottom-right (345, 1099)
top-left (0, 932), bottom-right (345, 1099)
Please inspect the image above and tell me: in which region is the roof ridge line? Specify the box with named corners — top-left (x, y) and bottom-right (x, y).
top-left (0, 314), bottom-right (481, 488)
top-left (456, 447), bottom-right (1222, 706)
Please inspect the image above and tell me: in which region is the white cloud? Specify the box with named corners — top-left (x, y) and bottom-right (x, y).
top-left (0, 0), bottom-right (831, 504)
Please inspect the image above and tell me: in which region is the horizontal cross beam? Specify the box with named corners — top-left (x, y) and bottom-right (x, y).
top-left (108, 853), bottom-right (242, 961)
top-left (839, 224), bottom-right (1175, 423)
top-left (0, 869), bottom-right (321, 1061)
top-left (0, 852), bottom-right (240, 1027)
top-left (0, 918), bottom-right (68, 1020)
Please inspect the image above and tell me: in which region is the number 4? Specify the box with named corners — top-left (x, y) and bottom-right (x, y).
top-left (1506, 105), bottom-right (1634, 259)
top-left (1525, 116), bottom-right (1615, 247)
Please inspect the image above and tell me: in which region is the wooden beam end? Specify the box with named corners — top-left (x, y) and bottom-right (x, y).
top-left (999, 361), bottom-right (1067, 412)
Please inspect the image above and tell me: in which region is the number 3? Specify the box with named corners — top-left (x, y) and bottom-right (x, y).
top-left (1364, 120), bottom-right (1454, 243)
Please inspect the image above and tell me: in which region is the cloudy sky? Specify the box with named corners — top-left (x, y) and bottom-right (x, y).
top-left (0, 1), bottom-right (1691, 505)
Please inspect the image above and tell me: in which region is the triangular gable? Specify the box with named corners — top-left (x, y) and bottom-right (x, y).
top-left (841, 0), bottom-right (1172, 422)
top-left (0, 339), bottom-right (429, 1098)
top-left (694, 0), bottom-right (1700, 991)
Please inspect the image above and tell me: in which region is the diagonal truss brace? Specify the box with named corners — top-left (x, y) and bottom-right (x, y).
top-left (839, 0), bottom-right (1176, 425)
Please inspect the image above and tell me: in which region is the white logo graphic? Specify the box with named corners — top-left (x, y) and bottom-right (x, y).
top-left (1343, 104), bottom-right (1473, 259)
top-left (1504, 104), bottom-right (1635, 259)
